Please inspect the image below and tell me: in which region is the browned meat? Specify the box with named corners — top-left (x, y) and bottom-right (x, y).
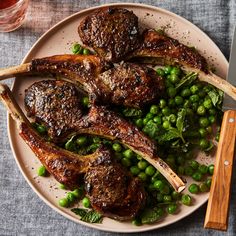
top-left (78, 7), bottom-right (140, 62)
top-left (97, 62), bottom-right (164, 107)
top-left (0, 83), bottom-right (146, 221)
top-left (25, 80), bottom-right (84, 142)
top-left (0, 55), bottom-right (164, 108)
top-left (24, 80), bottom-right (185, 192)
top-left (129, 29), bottom-right (209, 73)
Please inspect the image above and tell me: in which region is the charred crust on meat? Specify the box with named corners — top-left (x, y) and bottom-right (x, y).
top-left (78, 7), bottom-right (140, 62)
top-left (129, 29), bottom-right (209, 73)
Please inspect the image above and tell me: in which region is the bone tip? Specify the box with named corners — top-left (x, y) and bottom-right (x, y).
top-left (177, 185), bottom-right (186, 193)
top-left (0, 83), bottom-right (7, 94)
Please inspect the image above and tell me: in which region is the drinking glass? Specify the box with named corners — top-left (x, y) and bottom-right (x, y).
top-left (0, 0), bottom-right (29, 32)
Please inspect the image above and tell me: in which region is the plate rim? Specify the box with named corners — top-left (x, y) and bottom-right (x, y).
top-left (7, 2), bottom-right (228, 233)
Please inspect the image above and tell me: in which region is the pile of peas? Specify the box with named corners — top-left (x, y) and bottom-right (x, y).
top-left (34, 62), bottom-right (222, 225)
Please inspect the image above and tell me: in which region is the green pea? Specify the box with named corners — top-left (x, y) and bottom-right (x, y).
top-left (37, 166), bottom-right (47, 177)
top-left (162, 107), bottom-right (171, 116)
top-left (170, 67), bottom-right (181, 76)
top-left (199, 182), bottom-right (209, 192)
top-left (138, 160), bottom-right (148, 170)
top-left (209, 108), bottom-right (216, 115)
top-left (135, 118), bottom-right (143, 128)
top-left (183, 100), bottom-right (191, 108)
top-left (209, 115), bottom-right (216, 124)
top-left (159, 99), bottom-right (167, 108)
top-left (59, 183), bottom-right (66, 189)
top-left (167, 87), bottom-right (177, 98)
top-left (115, 152), bottom-right (123, 160)
top-left (206, 126), bottom-right (213, 133)
top-left (82, 197), bottom-right (91, 208)
top-left (160, 185), bottom-right (171, 195)
top-left (168, 98), bottom-right (175, 107)
top-left (190, 94), bottom-right (200, 103)
top-left (198, 90), bottom-right (206, 98)
top-left (71, 43), bottom-right (82, 54)
top-left (188, 183), bottom-right (199, 194)
top-left (199, 117), bottom-right (210, 127)
top-left (156, 193), bottom-right (164, 202)
top-left (181, 88), bottom-right (191, 97)
top-left (184, 166), bottom-right (194, 176)
top-left (66, 192), bottom-right (76, 203)
top-left (164, 65), bottom-right (173, 74)
top-left (206, 178), bottom-right (212, 188)
top-left (174, 96), bottom-right (184, 105)
top-left (130, 166), bottom-right (140, 175)
top-left (198, 164), bottom-right (208, 174)
top-left (203, 99), bottom-right (213, 109)
top-left (76, 136), bottom-right (87, 146)
top-left (153, 116), bottom-right (162, 125)
top-left (153, 180), bottom-right (165, 190)
top-left (145, 165), bottom-right (156, 176)
top-left (59, 198), bottom-right (69, 208)
top-left (82, 96), bottom-right (89, 107)
top-left (171, 191), bottom-right (181, 200)
top-left (181, 194), bottom-right (192, 206)
top-left (163, 120), bottom-right (170, 129)
top-left (138, 172), bottom-right (148, 181)
top-left (163, 195), bottom-right (172, 202)
top-left (150, 105), bottom-right (159, 114)
top-left (37, 124), bottom-right (47, 134)
top-left (72, 188), bottom-right (83, 199)
top-left (188, 160), bottom-right (199, 170)
top-left (156, 68), bottom-right (165, 77)
top-left (169, 114), bottom-right (176, 123)
top-left (186, 108), bottom-right (194, 116)
top-left (177, 166), bottom-right (185, 175)
top-left (121, 157), bottom-right (131, 167)
top-left (83, 48), bottom-right (90, 55)
top-left (65, 139), bottom-right (75, 151)
top-left (191, 102), bottom-right (198, 111)
top-left (167, 203), bottom-right (178, 214)
top-left (169, 74), bottom-right (180, 84)
top-left (199, 128), bottom-right (207, 137)
top-left (197, 105), bottom-right (206, 116)
top-left (123, 149), bottom-right (134, 159)
top-left (112, 143), bottom-right (122, 152)
top-left (192, 171), bottom-right (203, 181)
top-left (190, 85), bottom-right (199, 94)
top-left (146, 112), bottom-right (154, 120)
top-left (199, 138), bottom-right (209, 150)
top-left (165, 79), bottom-right (173, 88)
top-left (143, 117), bottom-right (149, 125)
top-left (208, 164), bottom-right (214, 175)
top-left (132, 218), bottom-right (142, 226)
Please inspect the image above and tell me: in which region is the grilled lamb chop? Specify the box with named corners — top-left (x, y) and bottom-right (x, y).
top-left (0, 55), bottom-right (164, 108)
top-left (0, 83), bottom-right (146, 221)
top-left (24, 80), bottom-right (185, 192)
top-left (78, 7), bottom-right (140, 62)
top-left (129, 29), bottom-right (236, 101)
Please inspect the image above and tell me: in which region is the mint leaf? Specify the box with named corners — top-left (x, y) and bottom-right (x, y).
top-left (207, 89), bottom-right (223, 108)
top-left (140, 207), bottom-right (164, 224)
top-left (71, 208), bottom-right (103, 223)
top-left (175, 72), bottom-right (198, 89)
top-left (71, 208), bottom-right (88, 217)
top-left (81, 210), bottom-right (103, 223)
top-left (122, 107), bottom-right (143, 117)
top-left (176, 109), bottom-right (186, 133)
top-left (158, 128), bottom-right (183, 142)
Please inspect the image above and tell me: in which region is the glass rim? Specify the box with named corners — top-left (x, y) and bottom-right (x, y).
top-left (0, 0), bottom-right (28, 12)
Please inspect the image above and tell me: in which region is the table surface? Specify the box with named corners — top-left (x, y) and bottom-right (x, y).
top-left (0, 0), bottom-right (235, 235)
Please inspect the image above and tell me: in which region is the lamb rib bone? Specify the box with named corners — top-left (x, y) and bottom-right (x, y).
top-left (0, 83), bottom-right (146, 221)
top-left (0, 54), bottom-right (164, 108)
top-left (24, 79), bottom-right (185, 192)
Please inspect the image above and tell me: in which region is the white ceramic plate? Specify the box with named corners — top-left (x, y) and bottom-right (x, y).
top-left (8, 3), bottom-right (228, 233)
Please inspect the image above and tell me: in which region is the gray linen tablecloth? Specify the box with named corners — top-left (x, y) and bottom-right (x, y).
top-left (0, 0), bottom-right (235, 235)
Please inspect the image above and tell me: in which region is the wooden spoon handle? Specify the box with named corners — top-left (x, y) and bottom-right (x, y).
top-left (0, 63), bottom-right (31, 80)
top-left (204, 110), bottom-right (236, 231)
